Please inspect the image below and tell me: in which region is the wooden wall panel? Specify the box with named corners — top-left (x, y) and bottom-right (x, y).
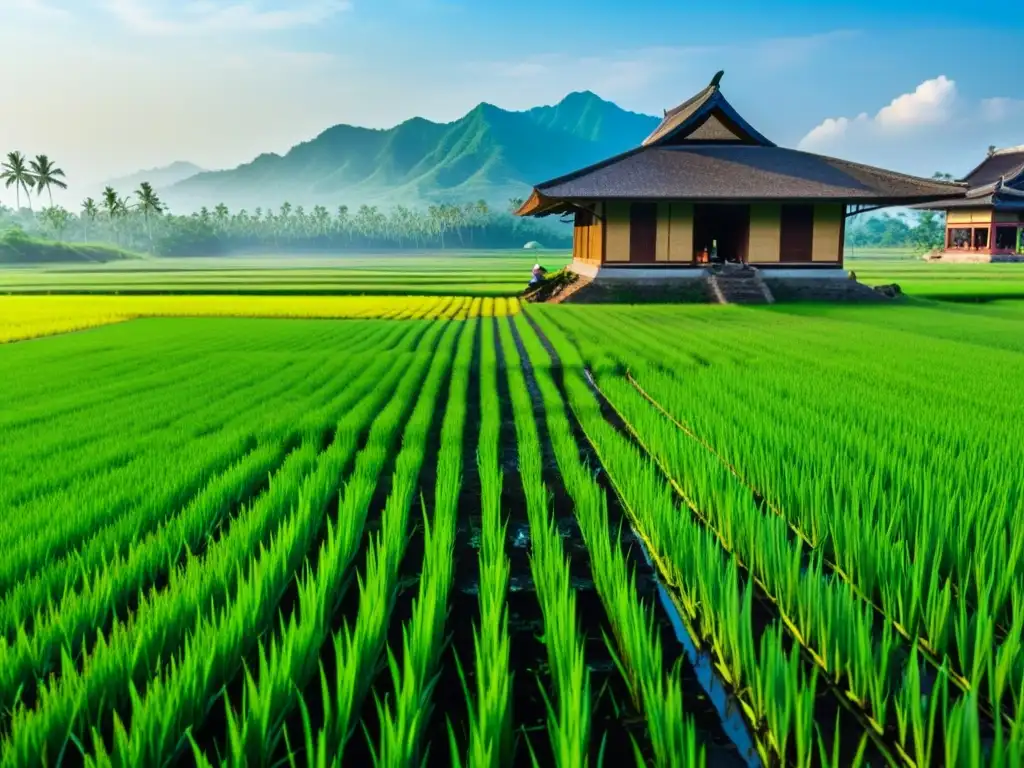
top-left (812, 204), bottom-right (843, 262)
top-left (747, 203), bottom-right (781, 263)
top-left (668, 203), bottom-right (694, 261)
top-left (605, 202), bottom-right (631, 262)
top-left (779, 204), bottom-right (814, 262)
top-left (629, 203), bottom-right (658, 263)
top-left (655, 203), bottom-right (671, 262)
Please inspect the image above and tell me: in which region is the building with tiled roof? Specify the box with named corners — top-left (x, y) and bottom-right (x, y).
top-left (923, 146), bottom-right (1024, 259)
top-left (516, 72), bottom-right (966, 274)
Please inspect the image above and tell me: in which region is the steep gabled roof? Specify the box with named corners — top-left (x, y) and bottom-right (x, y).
top-left (641, 71), bottom-right (775, 147)
top-left (916, 145), bottom-right (1024, 211)
top-left (960, 145), bottom-right (1024, 187)
top-left (516, 72), bottom-right (966, 217)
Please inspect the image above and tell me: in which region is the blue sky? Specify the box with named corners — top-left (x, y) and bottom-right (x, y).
top-left (1, 0), bottom-right (1022, 201)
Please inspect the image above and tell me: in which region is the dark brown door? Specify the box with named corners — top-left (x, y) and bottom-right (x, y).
top-left (780, 204), bottom-right (814, 262)
top-left (692, 204), bottom-right (750, 262)
top-left (629, 203), bottom-right (658, 263)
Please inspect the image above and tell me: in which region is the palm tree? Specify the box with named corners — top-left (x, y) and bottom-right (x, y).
top-left (1, 152), bottom-right (35, 211)
top-left (135, 181), bottom-right (164, 249)
top-left (29, 155), bottom-right (67, 207)
top-left (102, 186), bottom-right (122, 244)
top-left (81, 197), bottom-right (98, 240)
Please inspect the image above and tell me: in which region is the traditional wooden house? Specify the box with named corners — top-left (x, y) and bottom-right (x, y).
top-left (516, 72), bottom-right (965, 278)
top-left (927, 146), bottom-right (1024, 260)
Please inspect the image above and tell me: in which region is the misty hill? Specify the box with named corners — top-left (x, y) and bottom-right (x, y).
top-left (162, 92), bottom-right (659, 212)
top-left (101, 161), bottom-right (204, 197)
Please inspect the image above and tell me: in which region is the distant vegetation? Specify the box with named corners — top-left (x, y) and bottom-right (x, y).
top-left (0, 228), bottom-right (140, 264)
top-left (1, 146), bottom-right (567, 259)
top-left (0, 193), bottom-right (568, 259)
top-left (844, 209), bottom-right (945, 251)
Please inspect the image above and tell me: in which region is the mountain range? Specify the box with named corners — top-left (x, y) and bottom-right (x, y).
top-left (146, 93), bottom-right (660, 213)
top-left (101, 161), bottom-right (205, 197)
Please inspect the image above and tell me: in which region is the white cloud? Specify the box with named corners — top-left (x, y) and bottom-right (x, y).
top-left (874, 75), bottom-right (956, 129)
top-left (800, 75), bottom-right (958, 152)
top-left (797, 76), bottom-right (1023, 177)
top-left (101, 0), bottom-right (351, 34)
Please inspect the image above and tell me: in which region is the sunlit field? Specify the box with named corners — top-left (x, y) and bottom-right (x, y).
top-left (1, 296), bottom-right (1023, 767)
top-left (0, 295), bottom-right (520, 342)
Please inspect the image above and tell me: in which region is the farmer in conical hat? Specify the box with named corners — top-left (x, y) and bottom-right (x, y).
top-left (529, 263), bottom-right (547, 287)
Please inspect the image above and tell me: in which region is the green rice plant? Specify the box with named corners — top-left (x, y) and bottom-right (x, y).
top-left (512, 314), bottom-right (705, 768)
top-left (547, 304), bottom-right (1024, 728)
top-left (0, 327), bottom-right (418, 721)
top-left (0, 322), bottom-right (444, 768)
top-left (535, 304), bottom-right (1024, 759)
top-left (0, 320), bottom-right (414, 615)
top-left (497, 318), bottom-right (590, 768)
top-left (372, 316), bottom-right (476, 766)
top-left (134, 320), bottom-right (459, 768)
top-left (275, 321), bottom-right (461, 767)
top-left (456, 315), bottom-right (514, 768)
top-left (525, 308), bottom-right (825, 767)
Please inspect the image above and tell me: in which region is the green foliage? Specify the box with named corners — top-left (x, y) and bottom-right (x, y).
top-left (845, 210), bottom-right (946, 252)
top-left (0, 226), bottom-right (141, 263)
top-left (3, 298), bottom-right (1024, 766)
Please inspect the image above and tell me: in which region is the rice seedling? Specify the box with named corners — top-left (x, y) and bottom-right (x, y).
top-left (454, 314), bottom-right (514, 768)
top-left (497, 318), bottom-right (590, 768)
top-left (3, 292), bottom-right (1022, 766)
top-left (371, 316), bottom-right (476, 767)
top-left (1, 321), bottom-right (448, 767)
top-left (512, 314), bottom-right (705, 767)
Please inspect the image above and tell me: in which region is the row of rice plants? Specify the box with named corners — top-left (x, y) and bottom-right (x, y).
top-left (0, 326), bottom-right (425, 726)
top-left (550, 306), bottom-right (1024, 730)
top-left (511, 314), bottom-right (706, 767)
top-left (0, 331), bottom-right (372, 589)
top-left (139, 320), bottom-right (459, 768)
top-left (595, 305), bottom-right (1023, 634)
top-left (0, 317), bottom-right (369, 492)
top-left (0, 321), bottom-right (447, 767)
top-left (534, 306), bottom-right (1024, 764)
top-left (456, 313), bottom-right (514, 767)
top-left (0, 323), bottom-right (417, 640)
top-left (619, 342), bottom-right (1024, 727)
top-left (497, 319), bottom-right (590, 767)
top-left (370, 316), bottom-right (477, 766)
top-left (525, 309), bottom-right (831, 767)
top-left (0, 349), bottom-right (270, 497)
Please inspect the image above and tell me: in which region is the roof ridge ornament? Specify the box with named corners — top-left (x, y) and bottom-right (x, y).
top-left (709, 70), bottom-right (724, 90)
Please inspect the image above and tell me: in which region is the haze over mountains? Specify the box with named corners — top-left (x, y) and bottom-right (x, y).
top-left (139, 93), bottom-right (660, 213)
top-left (100, 162), bottom-right (205, 198)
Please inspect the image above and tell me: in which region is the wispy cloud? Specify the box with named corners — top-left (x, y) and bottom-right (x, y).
top-left (3, 0), bottom-right (72, 19)
top-left (101, 0), bottom-right (351, 34)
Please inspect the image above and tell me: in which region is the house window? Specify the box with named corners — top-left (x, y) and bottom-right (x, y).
top-left (973, 228), bottom-right (989, 249)
top-left (948, 227), bottom-right (971, 249)
top-left (994, 226), bottom-right (1017, 251)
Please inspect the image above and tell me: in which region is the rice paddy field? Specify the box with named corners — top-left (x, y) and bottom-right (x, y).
top-left (2, 251), bottom-right (1024, 767)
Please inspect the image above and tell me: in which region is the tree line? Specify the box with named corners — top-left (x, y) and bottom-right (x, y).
top-left (1, 151), bottom-right (564, 256)
top-left (844, 210), bottom-right (946, 251)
